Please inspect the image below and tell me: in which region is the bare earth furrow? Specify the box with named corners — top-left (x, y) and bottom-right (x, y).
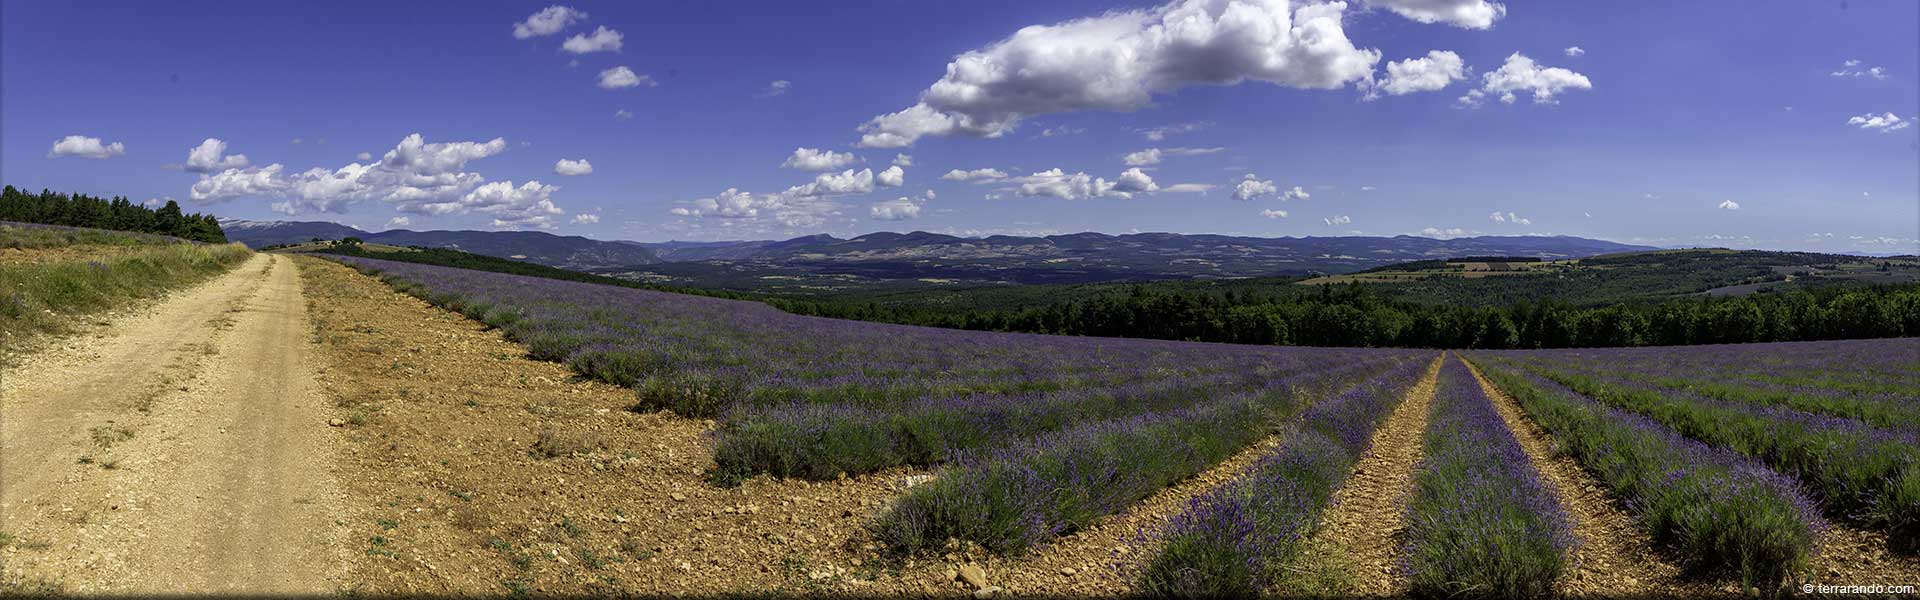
top-left (1310, 356), bottom-right (1440, 596)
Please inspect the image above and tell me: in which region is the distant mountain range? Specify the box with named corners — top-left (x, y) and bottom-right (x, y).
top-left (221, 219), bottom-right (1655, 282)
top-left (219, 219), bottom-right (660, 271)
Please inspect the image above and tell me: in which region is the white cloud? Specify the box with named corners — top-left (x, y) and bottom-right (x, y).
top-left (513, 5), bottom-right (587, 39)
top-left (1123, 148), bottom-right (1163, 166)
top-left (1161, 183), bottom-right (1216, 194)
top-left (1488, 210), bottom-right (1530, 225)
top-left (614, 109), bottom-right (634, 120)
top-left (1365, 0), bottom-right (1505, 29)
top-left (670, 187), bottom-right (838, 229)
top-left (191, 164), bottom-right (290, 202)
top-left (876, 165), bottom-right (906, 187)
top-left (781, 147), bottom-right (858, 170)
top-left (1114, 167), bottom-right (1159, 193)
top-left (1137, 121), bottom-right (1208, 141)
top-left (857, 0), bottom-right (1384, 147)
top-left (184, 138), bottom-right (250, 173)
top-left (562, 26), bottom-right (623, 54)
top-left (385, 216), bottom-right (412, 229)
top-left (1563, 46), bottom-right (1585, 57)
top-left (1037, 125), bottom-right (1085, 137)
top-left (290, 138), bottom-right (304, 145)
top-left (758, 80), bottom-right (791, 98)
top-left (1014, 168), bottom-right (1144, 200)
top-left (570, 213), bottom-right (600, 225)
top-left (941, 168), bottom-right (1009, 182)
top-left (1125, 146), bottom-right (1224, 165)
top-left (1232, 174), bottom-right (1278, 201)
top-left (892, 153), bottom-right (914, 167)
top-left (1420, 226), bottom-right (1468, 238)
top-left (356, 151), bottom-right (374, 161)
top-left (445, 180), bottom-right (564, 229)
top-left (598, 66), bottom-right (654, 89)
top-left (788, 168), bottom-right (876, 197)
top-left (1831, 59), bottom-right (1889, 80)
top-left (47, 135), bottom-right (125, 159)
top-left (869, 197), bottom-right (925, 221)
top-left (1279, 185), bottom-right (1309, 201)
top-left (1847, 112), bottom-right (1910, 133)
top-left (1368, 50), bottom-right (1466, 98)
top-left (189, 133), bottom-right (527, 218)
top-left (1360, 185), bottom-right (1376, 191)
top-left (554, 158), bottom-right (593, 176)
top-left (1260, 209), bottom-right (1289, 218)
top-left (1458, 53), bottom-right (1591, 107)
top-left (1324, 215), bottom-right (1352, 226)
top-left (1717, 199), bottom-right (1741, 211)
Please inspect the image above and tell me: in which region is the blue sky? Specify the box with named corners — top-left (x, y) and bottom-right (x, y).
top-left (4, 1), bottom-right (1916, 253)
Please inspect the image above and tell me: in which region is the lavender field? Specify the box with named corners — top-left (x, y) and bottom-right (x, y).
top-left (331, 256), bottom-right (1918, 595)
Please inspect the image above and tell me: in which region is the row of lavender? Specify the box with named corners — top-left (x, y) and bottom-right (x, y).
top-left (1137, 356), bottom-right (1434, 595)
top-left (1484, 339), bottom-right (1919, 543)
top-left (328, 256), bottom-right (1424, 489)
top-left (1469, 358), bottom-right (1821, 590)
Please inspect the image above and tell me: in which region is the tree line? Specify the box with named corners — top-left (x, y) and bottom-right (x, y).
top-left (0, 186), bottom-right (227, 244)
top-left (770, 282), bottom-right (1920, 349)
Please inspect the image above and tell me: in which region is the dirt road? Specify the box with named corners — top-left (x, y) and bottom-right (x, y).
top-left (0, 253), bottom-right (349, 594)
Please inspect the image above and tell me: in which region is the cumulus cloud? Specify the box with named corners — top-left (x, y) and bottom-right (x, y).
top-left (1279, 185), bottom-right (1309, 201)
top-left (1365, 0), bottom-right (1504, 29)
top-left (1717, 199), bottom-right (1740, 211)
top-left (758, 80), bottom-right (791, 98)
top-left (1488, 210), bottom-right (1531, 225)
top-left (1831, 59), bottom-right (1889, 80)
top-left (570, 213), bottom-right (600, 225)
top-left (188, 133), bottom-right (548, 222)
top-left (1324, 214), bottom-right (1352, 225)
top-left (876, 165), bottom-right (906, 187)
top-left (1013, 168), bottom-right (1150, 200)
top-left (356, 152), bottom-right (374, 161)
top-left (1367, 50), bottom-right (1466, 98)
top-left (1847, 112), bottom-right (1910, 132)
top-left (1114, 168), bottom-right (1159, 193)
top-left (47, 135), bottom-right (125, 159)
top-left (670, 187), bottom-right (837, 228)
top-left (892, 153), bottom-right (914, 167)
top-left (1260, 209), bottom-right (1289, 218)
top-left (1458, 53), bottom-right (1591, 107)
top-left (1232, 174), bottom-right (1279, 201)
top-left (941, 168), bottom-right (1009, 182)
top-left (788, 168), bottom-right (877, 197)
top-left (1563, 46), bottom-right (1584, 57)
top-left (513, 5), bottom-right (587, 39)
top-left (554, 158), bottom-right (593, 175)
top-left (857, 0), bottom-right (1385, 147)
top-left (781, 147), bottom-right (858, 170)
top-left (1420, 226), bottom-right (1468, 238)
top-left (385, 216), bottom-right (411, 229)
top-left (184, 138), bottom-right (250, 173)
top-left (598, 66), bottom-right (654, 89)
top-left (614, 109), bottom-right (634, 120)
top-left (869, 197), bottom-right (925, 220)
top-left (562, 26), bottom-right (623, 53)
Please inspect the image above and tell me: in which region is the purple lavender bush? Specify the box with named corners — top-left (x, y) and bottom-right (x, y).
top-left (1137, 356), bottom-right (1433, 596)
top-left (1470, 356), bottom-right (1820, 589)
top-left (1402, 357), bottom-right (1573, 598)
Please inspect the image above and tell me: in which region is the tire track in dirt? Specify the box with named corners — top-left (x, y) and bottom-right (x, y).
top-left (1459, 357), bottom-right (1704, 597)
top-left (1308, 355), bottom-right (1441, 597)
top-left (0, 254), bottom-right (348, 594)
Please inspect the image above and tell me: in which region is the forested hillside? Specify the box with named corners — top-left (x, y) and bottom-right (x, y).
top-left (0, 186), bottom-right (226, 243)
